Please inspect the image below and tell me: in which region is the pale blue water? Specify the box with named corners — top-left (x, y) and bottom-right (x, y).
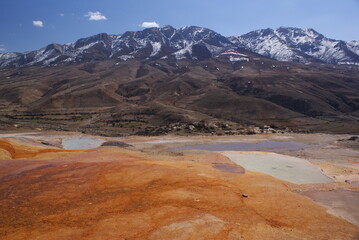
top-left (62, 136), bottom-right (105, 150)
top-left (223, 152), bottom-right (333, 184)
top-left (174, 141), bottom-right (312, 152)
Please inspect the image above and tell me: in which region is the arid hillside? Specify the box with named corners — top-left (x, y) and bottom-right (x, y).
top-left (0, 55), bottom-right (358, 136)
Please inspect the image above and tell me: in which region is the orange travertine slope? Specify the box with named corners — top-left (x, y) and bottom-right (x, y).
top-left (0, 139), bottom-right (80, 159)
top-left (0, 138), bottom-right (358, 240)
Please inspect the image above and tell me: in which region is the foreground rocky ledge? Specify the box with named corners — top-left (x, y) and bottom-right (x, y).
top-left (0, 134), bottom-right (358, 239)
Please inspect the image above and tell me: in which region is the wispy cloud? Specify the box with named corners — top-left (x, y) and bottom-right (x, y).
top-left (60, 13), bottom-right (65, 17)
top-left (85, 11), bottom-right (107, 21)
top-left (32, 20), bottom-right (44, 27)
top-left (0, 48), bottom-right (5, 51)
top-left (140, 21), bottom-right (160, 28)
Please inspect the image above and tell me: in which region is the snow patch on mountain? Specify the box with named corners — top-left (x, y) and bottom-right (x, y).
top-left (43, 56), bottom-right (60, 65)
top-left (78, 41), bottom-right (100, 52)
top-left (173, 45), bottom-right (192, 60)
top-left (229, 56), bottom-right (249, 62)
top-left (118, 55), bottom-right (134, 61)
top-left (347, 41), bottom-right (359, 55)
top-left (150, 42), bottom-right (161, 57)
top-left (220, 50), bottom-right (247, 57)
top-left (203, 43), bottom-right (223, 56)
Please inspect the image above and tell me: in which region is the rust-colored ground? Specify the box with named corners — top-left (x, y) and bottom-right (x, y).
top-left (0, 138), bottom-right (358, 239)
top-left (0, 139), bottom-right (78, 159)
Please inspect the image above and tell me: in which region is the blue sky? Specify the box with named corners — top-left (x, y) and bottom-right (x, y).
top-left (1, 0), bottom-right (359, 52)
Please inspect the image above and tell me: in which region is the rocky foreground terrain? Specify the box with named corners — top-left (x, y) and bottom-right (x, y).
top-left (0, 132), bottom-right (358, 239)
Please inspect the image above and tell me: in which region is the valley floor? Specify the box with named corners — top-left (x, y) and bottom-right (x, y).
top-left (0, 132), bottom-right (358, 239)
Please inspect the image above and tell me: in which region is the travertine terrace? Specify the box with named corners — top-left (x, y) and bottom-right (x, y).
top-left (0, 132), bottom-right (358, 239)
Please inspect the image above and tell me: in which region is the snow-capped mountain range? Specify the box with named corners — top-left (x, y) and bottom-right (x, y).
top-left (1, 26), bottom-right (358, 68)
top-left (230, 27), bottom-right (359, 65)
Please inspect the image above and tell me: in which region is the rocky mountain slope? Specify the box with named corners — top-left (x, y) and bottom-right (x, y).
top-left (0, 26), bottom-right (234, 68)
top-left (229, 27), bottom-right (359, 64)
top-left (1, 26), bottom-right (359, 68)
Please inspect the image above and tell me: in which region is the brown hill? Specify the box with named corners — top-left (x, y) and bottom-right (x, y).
top-left (0, 55), bottom-right (358, 135)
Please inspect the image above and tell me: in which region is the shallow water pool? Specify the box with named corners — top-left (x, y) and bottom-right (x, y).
top-left (174, 141), bottom-right (312, 152)
top-left (222, 152), bottom-right (333, 184)
top-left (62, 136), bottom-right (105, 150)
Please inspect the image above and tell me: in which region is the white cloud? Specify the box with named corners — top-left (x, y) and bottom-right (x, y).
top-left (0, 48), bottom-right (5, 51)
top-left (85, 11), bottom-right (107, 21)
top-left (33, 20), bottom-right (44, 27)
top-left (140, 21), bottom-right (160, 28)
top-left (60, 13), bottom-right (65, 17)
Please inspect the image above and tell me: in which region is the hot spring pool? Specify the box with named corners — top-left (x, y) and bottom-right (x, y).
top-left (62, 136), bottom-right (105, 150)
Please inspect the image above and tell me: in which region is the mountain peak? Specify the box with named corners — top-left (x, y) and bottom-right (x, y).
top-left (161, 25), bottom-right (175, 30)
top-left (231, 27), bottom-right (359, 64)
top-left (0, 26), bottom-right (358, 69)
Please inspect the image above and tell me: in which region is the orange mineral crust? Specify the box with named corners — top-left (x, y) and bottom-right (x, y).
top-left (0, 139), bottom-right (79, 160)
top-left (0, 139), bottom-right (358, 239)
